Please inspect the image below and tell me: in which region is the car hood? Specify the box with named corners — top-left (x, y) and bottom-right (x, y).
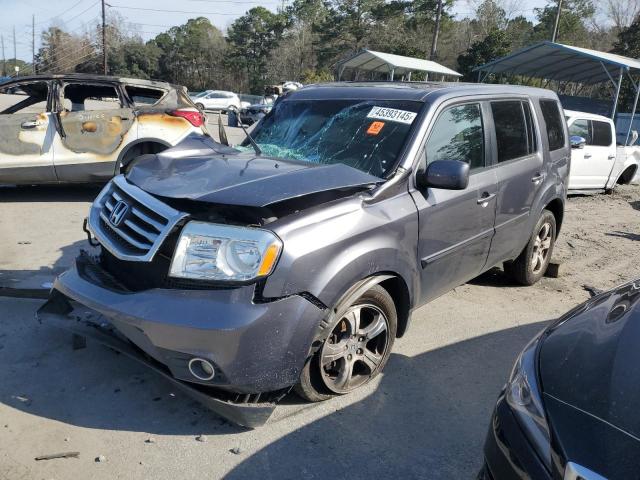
top-left (539, 280), bottom-right (640, 440)
top-left (126, 136), bottom-right (383, 208)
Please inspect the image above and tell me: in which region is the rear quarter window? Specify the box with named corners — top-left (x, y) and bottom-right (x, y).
top-left (125, 86), bottom-right (166, 106)
top-left (540, 99), bottom-right (565, 151)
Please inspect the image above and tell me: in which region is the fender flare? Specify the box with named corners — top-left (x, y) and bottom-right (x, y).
top-left (114, 138), bottom-right (172, 175)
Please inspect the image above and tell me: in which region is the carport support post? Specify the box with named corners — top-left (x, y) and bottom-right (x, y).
top-left (625, 75), bottom-right (640, 145)
top-left (389, 67), bottom-right (395, 81)
top-left (611, 67), bottom-right (624, 120)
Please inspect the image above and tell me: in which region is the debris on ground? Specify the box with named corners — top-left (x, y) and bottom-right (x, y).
top-left (145, 438), bottom-right (156, 444)
top-left (195, 435), bottom-right (207, 442)
top-left (582, 284), bottom-right (603, 297)
top-left (35, 452), bottom-right (80, 461)
top-left (95, 455), bottom-right (107, 463)
top-left (229, 447), bottom-right (242, 455)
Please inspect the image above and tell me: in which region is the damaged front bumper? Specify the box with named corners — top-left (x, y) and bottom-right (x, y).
top-left (36, 254), bottom-right (326, 427)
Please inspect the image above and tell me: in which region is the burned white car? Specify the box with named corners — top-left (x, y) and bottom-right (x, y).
top-left (0, 74), bottom-right (208, 185)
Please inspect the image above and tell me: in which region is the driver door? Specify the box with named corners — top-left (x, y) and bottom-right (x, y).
top-left (0, 80), bottom-right (56, 184)
top-left (410, 101), bottom-right (498, 304)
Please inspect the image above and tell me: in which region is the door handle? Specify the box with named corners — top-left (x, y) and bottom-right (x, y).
top-left (608, 155), bottom-right (616, 159)
top-left (20, 120), bottom-right (39, 129)
top-left (477, 192), bottom-right (496, 205)
top-left (531, 173), bottom-right (544, 183)
top-left (584, 153), bottom-right (592, 159)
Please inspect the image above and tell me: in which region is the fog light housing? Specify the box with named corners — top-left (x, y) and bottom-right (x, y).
top-left (188, 358), bottom-right (216, 381)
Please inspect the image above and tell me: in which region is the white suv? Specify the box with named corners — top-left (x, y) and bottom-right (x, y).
top-left (193, 90), bottom-right (241, 112)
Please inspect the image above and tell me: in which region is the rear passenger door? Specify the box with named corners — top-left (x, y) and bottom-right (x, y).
top-left (53, 81), bottom-right (135, 182)
top-left (412, 101), bottom-right (498, 304)
top-left (485, 99), bottom-right (544, 267)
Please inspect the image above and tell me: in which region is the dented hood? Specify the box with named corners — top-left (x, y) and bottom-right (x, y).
top-left (126, 147), bottom-right (382, 208)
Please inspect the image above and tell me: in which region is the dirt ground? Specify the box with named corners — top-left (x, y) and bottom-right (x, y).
top-left (0, 184), bottom-right (638, 480)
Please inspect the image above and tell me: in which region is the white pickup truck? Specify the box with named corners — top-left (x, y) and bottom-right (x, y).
top-left (565, 109), bottom-right (640, 192)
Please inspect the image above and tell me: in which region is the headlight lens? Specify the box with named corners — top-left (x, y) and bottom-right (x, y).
top-left (169, 221), bottom-right (282, 282)
top-left (505, 332), bottom-right (552, 468)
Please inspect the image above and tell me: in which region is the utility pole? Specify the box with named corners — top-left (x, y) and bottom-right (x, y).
top-left (101, 0), bottom-right (107, 74)
top-left (32, 15), bottom-right (36, 74)
top-left (430, 0), bottom-right (443, 61)
top-left (1, 35), bottom-right (5, 77)
top-left (551, 0), bottom-right (563, 42)
top-left (12, 25), bottom-right (16, 75)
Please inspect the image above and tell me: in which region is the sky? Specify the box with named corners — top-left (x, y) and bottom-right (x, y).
top-left (0, 0), bottom-right (552, 63)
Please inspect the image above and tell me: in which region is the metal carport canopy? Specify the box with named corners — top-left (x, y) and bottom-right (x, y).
top-left (473, 41), bottom-right (640, 85)
top-left (337, 49), bottom-right (462, 80)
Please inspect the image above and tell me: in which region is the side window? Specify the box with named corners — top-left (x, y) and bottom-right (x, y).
top-left (125, 86), bottom-right (165, 106)
top-left (569, 119), bottom-right (591, 143)
top-left (540, 99), bottom-right (565, 151)
top-left (491, 101), bottom-right (532, 162)
top-left (425, 103), bottom-right (484, 170)
top-left (0, 81), bottom-right (49, 114)
top-left (591, 121), bottom-right (612, 146)
top-left (63, 84), bottom-right (122, 112)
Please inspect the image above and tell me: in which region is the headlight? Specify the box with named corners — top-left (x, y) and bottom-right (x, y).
top-left (505, 332), bottom-right (552, 468)
top-left (169, 221), bottom-right (282, 282)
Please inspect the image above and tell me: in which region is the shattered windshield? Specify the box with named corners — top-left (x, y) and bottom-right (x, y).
top-left (240, 99), bottom-right (423, 178)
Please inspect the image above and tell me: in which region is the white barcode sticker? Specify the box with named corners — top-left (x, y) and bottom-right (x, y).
top-left (367, 106), bottom-right (417, 125)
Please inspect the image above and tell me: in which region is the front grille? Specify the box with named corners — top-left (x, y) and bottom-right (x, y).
top-left (88, 175), bottom-right (187, 262)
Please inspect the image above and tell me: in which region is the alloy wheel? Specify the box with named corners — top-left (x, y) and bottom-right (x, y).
top-left (320, 303), bottom-right (390, 394)
top-left (531, 222), bottom-right (552, 274)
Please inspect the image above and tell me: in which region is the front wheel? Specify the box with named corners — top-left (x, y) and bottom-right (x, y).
top-left (505, 210), bottom-right (556, 286)
top-left (295, 284), bottom-right (397, 402)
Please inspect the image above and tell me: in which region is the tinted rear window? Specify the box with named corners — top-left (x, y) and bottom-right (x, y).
top-left (591, 120), bottom-right (612, 146)
top-left (540, 100), bottom-right (565, 151)
top-left (491, 101), bottom-right (534, 162)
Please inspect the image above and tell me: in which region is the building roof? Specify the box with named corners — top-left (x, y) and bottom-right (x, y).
top-left (337, 50), bottom-right (462, 78)
top-left (474, 41), bottom-right (640, 85)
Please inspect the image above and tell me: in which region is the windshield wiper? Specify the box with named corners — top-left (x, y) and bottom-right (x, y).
top-left (239, 120), bottom-right (262, 156)
top-left (217, 111), bottom-right (262, 156)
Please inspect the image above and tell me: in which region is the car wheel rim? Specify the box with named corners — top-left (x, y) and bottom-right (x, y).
top-left (531, 222), bottom-right (552, 274)
top-left (319, 303), bottom-right (389, 394)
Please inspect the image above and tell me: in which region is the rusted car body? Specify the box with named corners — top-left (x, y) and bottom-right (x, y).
top-left (0, 74), bottom-right (208, 185)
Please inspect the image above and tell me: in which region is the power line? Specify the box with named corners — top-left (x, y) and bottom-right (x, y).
top-left (34, 0), bottom-right (90, 26)
top-left (108, 4), bottom-right (254, 15)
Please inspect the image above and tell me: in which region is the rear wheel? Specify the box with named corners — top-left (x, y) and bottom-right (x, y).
top-left (505, 210), bottom-right (556, 286)
top-left (196, 103), bottom-right (205, 111)
top-left (118, 142), bottom-right (168, 175)
top-left (295, 284), bottom-right (396, 402)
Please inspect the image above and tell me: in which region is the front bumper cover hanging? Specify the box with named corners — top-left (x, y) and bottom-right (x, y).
top-left (36, 290), bottom-right (282, 428)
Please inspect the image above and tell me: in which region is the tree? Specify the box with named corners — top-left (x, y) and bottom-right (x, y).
top-left (457, 29), bottom-right (511, 81)
top-left (604, 0), bottom-right (640, 32)
top-left (531, 0), bottom-right (595, 45)
top-left (227, 7), bottom-right (287, 93)
top-left (613, 19), bottom-right (640, 111)
top-left (35, 27), bottom-right (95, 73)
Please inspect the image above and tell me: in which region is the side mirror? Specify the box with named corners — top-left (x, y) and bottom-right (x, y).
top-left (417, 159), bottom-right (470, 190)
top-left (570, 135), bottom-right (586, 149)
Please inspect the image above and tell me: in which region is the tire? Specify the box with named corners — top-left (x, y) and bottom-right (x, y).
top-left (295, 284), bottom-right (397, 402)
top-left (118, 143), bottom-right (168, 175)
top-left (196, 103), bottom-right (205, 111)
top-left (505, 210), bottom-right (556, 286)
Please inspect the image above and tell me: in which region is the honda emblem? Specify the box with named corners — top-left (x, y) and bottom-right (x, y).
top-left (109, 200), bottom-right (129, 227)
